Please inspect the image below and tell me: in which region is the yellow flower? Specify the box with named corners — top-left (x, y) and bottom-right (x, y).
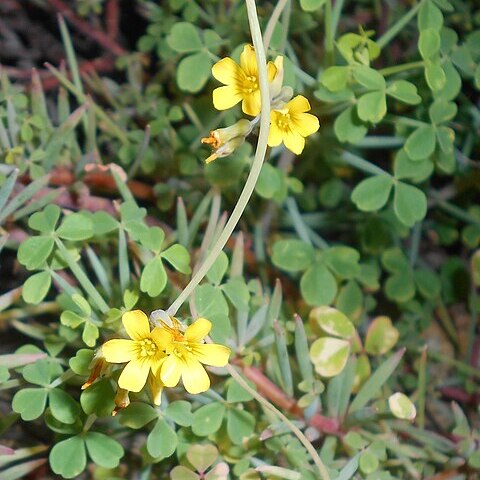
top-left (201, 119), bottom-right (251, 163)
top-left (212, 44), bottom-right (277, 116)
top-left (268, 95), bottom-right (319, 155)
top-left (102, 310), bottom-right (169, 393)
top-left (159, 317), bottom-right (231, 394)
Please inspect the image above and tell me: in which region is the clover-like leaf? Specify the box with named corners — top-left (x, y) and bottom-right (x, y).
top-left (309, 337), bottom-right (351, 377)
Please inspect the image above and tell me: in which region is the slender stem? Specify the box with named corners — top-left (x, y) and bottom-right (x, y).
top-left (331, 0), bottom-right (345, 39)
top-left (263, 0), bottom-right (289, 51)
top-left (55, 238), bottom-right (110, 313)
top-left (417, 346), bottom-right (427, 430)
top-left (379, 61), bottom-right (425, 77)
top-left (167, 0), bottom-right (271, 316)
top-left (324, 0), bottom-right (334, 66)
top-left (341, 150), bottom-right (390, 177)
top-left (377, 0), bottom-right (424, 49)
top-left (226, 364), bottom-right (330, 480)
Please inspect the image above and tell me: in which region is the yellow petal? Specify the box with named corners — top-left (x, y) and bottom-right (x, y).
top-left (267, 61), bottom-right (277, 83)
top-left (122, 310), bottom-right (150, 340)
top-left (287, 95), bottom-right (311, 114)
top-left (240, 44), bottom-right (257, 77)
top-left (160, 354), bottom-right (182, 387)
top-left (212, 57), bottom-right (243, 85)
top-left (182, 357), bottom-right (210, 394)
top-left (213, 86), bottom-right (242, 111)
top-left (293, 112), bottom-right (319, 137)
top-left (193, 344), bottom-right (231, 367)
top-left (284, 130), bottom-right (305, 155)
top-left (118, 359), bottom-right (150, 392)
top-left (268, 116), bottom-right (283, 147)
top-left (102, 339), bottom-right (136, 363)
top-left (241, 90), bottom-right (261, 116)
top-left (148, 373), bottom-right (164, 406)
top-left (150, 326), bottom-right (173, 350)
top-left (150, 354), bottom-right (166, 377)
top-left (185, 317), bottom-right (212, 342)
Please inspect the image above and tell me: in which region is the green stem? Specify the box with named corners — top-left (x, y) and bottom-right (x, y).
top-left (324, 0), bottom-right (334, 66)
top-left (331, 0), bottom-right (345, 39)
top-left (417, 346), bottom-right (427, 429)
top-left (82, 414), bottom-right (97, 433)
top-left (263, 0), bottom-right (289, 51)
top-left (55, 238), bottom-right (110, 314)
top-left (379, 61), bottom-right (425, 77)
top-left (166, 0), bottom-right (271, 317)
top-left (226, 364), bottom-right (330, 480)
top-left (341, 150), bottom-right (390, 177)
top-left (377, 0), bottom-right (425, 49)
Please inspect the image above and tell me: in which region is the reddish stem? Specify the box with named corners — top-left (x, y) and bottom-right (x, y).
top-left (106, 0), bottom-right (120, 40)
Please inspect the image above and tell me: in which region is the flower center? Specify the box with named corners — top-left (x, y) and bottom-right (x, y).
top-left (276, 111), bottom-right (291, 132)
top-left (138, 338), bottom-right (158, 357)
top-left (244, 75), bottom-right (258, 94)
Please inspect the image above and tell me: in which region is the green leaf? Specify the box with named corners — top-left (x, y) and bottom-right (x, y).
top-left (56, 213), bottom-right (94, 241)
top-left (425, 64), bottom-right (446, 91)
top-left (49, 388), bottom-right (80, 424)
top-left (349, 348), bottom-right (405, 413)
top-left (418, 1), bottom-right (443, 30)
top-left (414, 268), bottom-right (441, 299)
top-left (177, 52), bottom-right (212, 93)
top-left (82, 322), bottom-right (99, 347)
top-left (221, 278), bottom-right (250, 312)
top-left (161, 244), bottom-right (191, 274)
top-left (194, 284), bottom-right (230, 342)
top-left (206, 251), bottom-right (228, 285)
top-left (404, 125), bottom-right (436, 161)
top-left (186, 444), bottom-right (219, 472)
top-left (300, 262), bottom-right (337, 306)
top-left (386, 80), bottom-right (421, 104)
top-left (271, 239), bottom-right (315, 272)
top-left (321, 66), bottom-right (349, 92)
top-left (12, 388), bottom-right (48, 420)
top-left (334, 106), bottom-right (368, 144)
top-left (351, 175), bottom-right (393, 212)
top-left (357, 91), bottom-right (387, 123)
top-left (147, 418), bottom-right (178, 458)
top-left (393, 182), bottom-right (427, 227)
top-left (226, 379), bottom-right (255, 403)
top-left (353, 66), bottom-right (385, 90)
top-left (69, 349), bottom-right (94, 376)
top-left (171, 466), bottom-right (198, 480)
top-left (28, 204), bottom-right (60, 233)
top-left (436, 126), bottom-right (454, 153)
top-left (140, 257), bottom-right (167, 297)
top-left (167, 22), bottom-right (202, 53)
top-left (429, 100), bottom-right (457, 124)
top-left (91, 211), bottom-right (119, 235)
top-left (419, 29), bottom-right (441, 58)
top-left (323, 246), bottom-right (360, 279)
top-left (385, 271), bottom-right (416, 302)
top-left (309, 337), bottom-right (351, 377)
top-left (227, 408), bottom-right (255, 445)
top-left (18, 236), bottom-right (54, 270)
top-left (381, 247), bottom-right (409, 273)
top-left (165, 400), bottom-right (193, 427)
top-left (192, 402), bottom-right (226, 436)
top-left (336, 280), bottom-right (363, 321)
top-left (85, 432), bottom-right (124, 468)
top-left (22, 271), bottom-right (51, 304)
top-left (80, 378), bottom-right (115, 416)
top-left (118, 402), bottom-right (158, 429)
top-left (365, 316), bottom-right (399, 355)
top-left (310, 306), bottom-right (355, 339)
top-left (256, 163), bottom-right (283, 199)
top-left (394, 149), bottom-right (434, 183)
top-left (49, 436), bottom-right (86, 479)
top-left (388, 392), bottom-right (416, 420)
top-left (140, 226), bottom-right (165, 253)
top-left (359, 450), bottom-right (379, 474)
top-left (23, 359), bottom-right (62, 386)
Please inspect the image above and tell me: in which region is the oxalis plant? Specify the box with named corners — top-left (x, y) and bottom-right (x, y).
top-left (1, 0), bottom-right (480, 479)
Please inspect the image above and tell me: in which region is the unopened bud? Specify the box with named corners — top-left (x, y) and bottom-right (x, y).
top-left (112, 388), bottom-right (130, 416)
top-left (81, 348), bottom-right (107, 390)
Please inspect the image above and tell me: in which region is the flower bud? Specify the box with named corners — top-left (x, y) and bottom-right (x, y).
top-left (201, 119), bottom-right (252, 163)
top-left (112, 388), bottom-right (130, 416)
top-left (81, 348), bottom-right (108, 390)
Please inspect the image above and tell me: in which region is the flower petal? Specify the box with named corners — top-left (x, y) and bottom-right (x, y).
top-left (151, 327), bottom-right (174, 350)
top-left (240, 44), bottom-right (257, 77)
top-left (102, 339), bottom-right (136, 363)
top-left (185, 318), bottom-right (212, 342)
top-left (148, 373), bottom-right (164, 406)
top-left (213, 86), bottom-right (242, 111)
top-left (267, 61), bottom-right (277, 83)
top-left (241, 90), bottom-right (261, 116)
top-left (293, 112), bottom-right (319, 137)
top-left (284, 130), bottom-right (306, 155)
top-left (182, 357), bottom-right (210, 394)
top-left (118, 359), bottom-right (150, 392)
top-left (122, 310), bottom-right (150, 340)
top-left (160, 354), bottom-right (182, 387)
top-left (212, 57), bottom-right (243, 85)
top-left (193, 344), bottom-right (231, 367)
top-left (287, 95), bottom-right (311, 114)
top-left (268, 114), bottom-right (283, 147)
